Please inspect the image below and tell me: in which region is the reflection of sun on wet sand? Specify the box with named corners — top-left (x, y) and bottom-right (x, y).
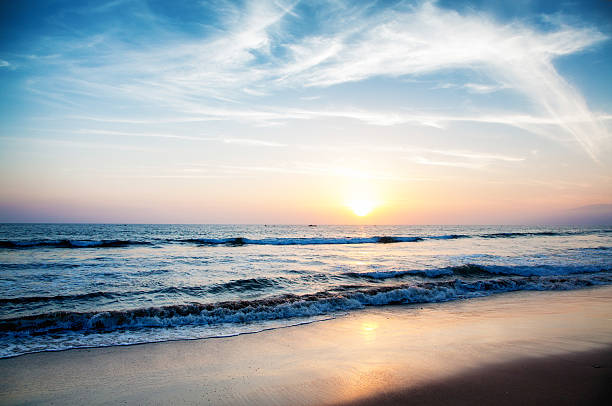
top-left (1, 287), bottom-right (611, 405)
top-left (339, 347), bottom-right (611, 406)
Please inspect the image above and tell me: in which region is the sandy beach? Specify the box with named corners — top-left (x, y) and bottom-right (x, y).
top-left (1, 286), bottom-right (611, 405)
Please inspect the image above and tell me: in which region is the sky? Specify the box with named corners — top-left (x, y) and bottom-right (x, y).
top-left (1, 0), bottom-right (611, 224)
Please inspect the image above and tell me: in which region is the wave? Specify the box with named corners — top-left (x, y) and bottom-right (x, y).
top-left (0, 277), bottom-right (285, 306)
top-left (343, 269), bottom-right (455, 280)
top-left (343, 264), bottom-right (610, 280)
top-left (2, 272), bottom-right (611, 337)
top-left (578, 246), bottom-right (611, 251)
top-left (1, 229), bottom-right (610, 249)
top-left (481, 231), bottom-right (558, 238)
top-left (0, 291), bottom-right (123, 305)
top-left (0, 239), bottom-right (151, 249)
top-left (479, 230), bottom-right (610, 239)
top-left (207, 277), bottom-right (283, 293)
top-left (0, 263), bottom-right (81, 270)
top-left (181, 236), bottom-right (424, 245)
top-left (427, 234), bottom-right (470, 240)
top-left (0, 236), bottom-right (425, 248)
top-left (181, 230), bottom-right (608, 245)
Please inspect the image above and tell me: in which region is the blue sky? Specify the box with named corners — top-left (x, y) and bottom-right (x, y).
top-left (1, 0), bottom-right (611, 224)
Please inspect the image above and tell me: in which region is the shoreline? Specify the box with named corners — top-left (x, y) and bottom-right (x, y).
top-left (0, 315), bottom-right (337, 361)
top-left (1, 287), bottom-right (612, 405)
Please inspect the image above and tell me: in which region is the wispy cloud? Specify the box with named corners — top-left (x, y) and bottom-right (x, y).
top-left (185, 161), bottom-right (413, 181)
top-left (0, 135), bottom-right (155, 152)
top-left (422, 149), bottom-right (524, 163)
top-left (297, 142), bottom-right (525, 169)
top-left (278, 2), bottom-right (607, 159)
top-left (17, 0), bottom-right (610, 160)
top-left (409, 156), bottom-right (485, 169)
top-left (69, 107), bottom-right (612, 130)
top-left (406, 149), bottom-right (525, 169)
top-left (463, 83), bottom-right (509, 94)
top-left (75, 128), bottom-right (218, 142)
top-left (74, 129), bottom-right (286, 147)
top-left (223, 138), bottom-right (286, 147)
top-left (431, 82), bottom-right (508, 93)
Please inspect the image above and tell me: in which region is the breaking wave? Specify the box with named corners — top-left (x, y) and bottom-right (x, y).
top-left (0, 240), bottom-right (151, 249)
top-left (3, 229), bottom-right (609, 249)
top-left (2, 272), bottom-right (611, 339)
top-left (0, 277), bottom-right (285, 306)
top-left (181, 236), bottom-right (424, 245)
top-left (342, 264), bottom-right (610, 280)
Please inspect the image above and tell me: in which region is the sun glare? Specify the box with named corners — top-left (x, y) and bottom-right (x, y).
top-left (348, 199), bottom-right (376, 217)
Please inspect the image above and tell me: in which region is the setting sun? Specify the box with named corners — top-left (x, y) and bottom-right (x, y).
top-left (348, 199), bottom-right (377, 217)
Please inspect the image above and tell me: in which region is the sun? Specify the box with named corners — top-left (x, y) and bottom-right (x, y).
top-left (347, 198), bottom-right (376, 217)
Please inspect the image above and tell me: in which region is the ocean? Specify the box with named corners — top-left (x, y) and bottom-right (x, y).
top-left (1, 224), bottom-right (611, 358)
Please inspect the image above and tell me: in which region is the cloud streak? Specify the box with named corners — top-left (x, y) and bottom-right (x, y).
top-left (74, 129), bottom-right (286, 147)
top-left (16, 0), bottom-right (611, 160)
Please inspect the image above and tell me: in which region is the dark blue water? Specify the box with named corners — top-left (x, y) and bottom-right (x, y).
top-left (1, 224), bottom-right (611, 358)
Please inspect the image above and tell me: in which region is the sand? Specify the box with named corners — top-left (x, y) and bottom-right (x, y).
top-left (338, 347), bottom-right (611, 406)
top-left (1, 287), bottom-right (611, 405)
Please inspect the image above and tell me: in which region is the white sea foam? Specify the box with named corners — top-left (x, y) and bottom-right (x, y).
top-left (2, 272), bottom-right (611, 358)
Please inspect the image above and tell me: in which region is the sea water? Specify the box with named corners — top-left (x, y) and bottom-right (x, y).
top-left (1, 224), bottom-right (611, 358)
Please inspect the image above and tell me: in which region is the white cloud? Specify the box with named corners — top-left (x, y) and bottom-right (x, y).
top-left (463, 83), bottom-right (508, 94)
top-left (297, 142), bottom-right (525, 168)
top-left (23, 0), bottom-right (610, 160)
top-left (185, 161), bottom-right (411, 181)
top-left (278, 2), bottom-right (607, 159)
top-left (409, 156), bottom-right (485, 169)
top-left (223, 138), bottom-right (286, 147)
top-left (432, 82), bottom-right (508, 93)
top-left (424, 149), bottom-right (524, 163)
top-left (242, 88), bottom-right (269, 96)
top-left (75, 128), bottom-right (218, 142)
top-left (74, 129), bottom-right (286, 147)
top-left (0, 135), bottom-right (154, 152)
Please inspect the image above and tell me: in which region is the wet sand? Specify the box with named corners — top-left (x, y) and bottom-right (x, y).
top-left (337, 347), bottom-right (612, 406)
top-left (1, 287), bottom-right (611, 405)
